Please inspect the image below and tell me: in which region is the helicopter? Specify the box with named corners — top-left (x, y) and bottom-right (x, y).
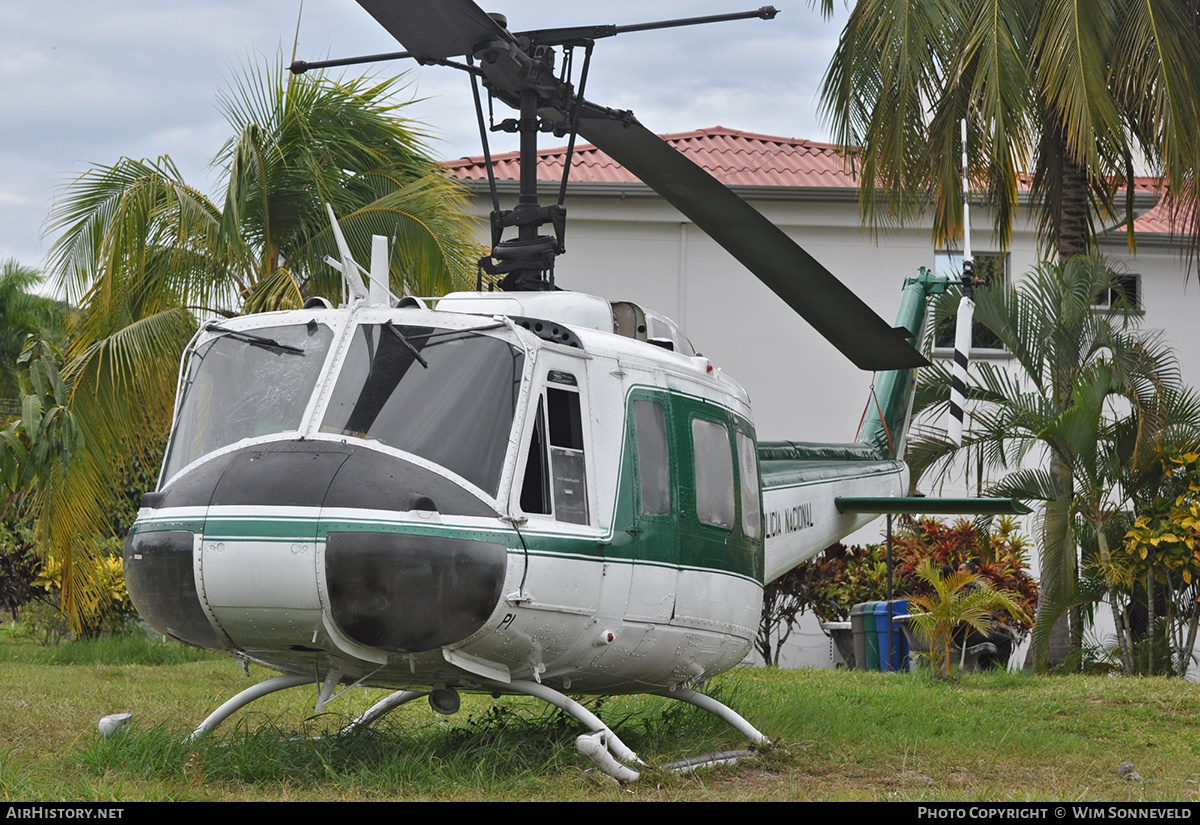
top-left (121, 0), bottom-right (1006, 782)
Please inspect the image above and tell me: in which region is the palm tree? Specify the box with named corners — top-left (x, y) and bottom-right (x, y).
top-left (907, 558), bottom-right (1027, 678)
top-left (1, 339), bottom-right (81, 524)
top-left (810, 0), bottom-right (1200, 260)
top-left (40, 59), bottom-right (483, 628)
top-left (908, 256), bottom-right (1184, 669)
top-left (992, 363), bottom-right (1196, 673)
top-left (0, 260), bottom-right (67, 403)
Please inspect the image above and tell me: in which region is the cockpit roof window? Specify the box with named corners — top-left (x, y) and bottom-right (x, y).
top-left (320, 324), bottom-right (524, 496)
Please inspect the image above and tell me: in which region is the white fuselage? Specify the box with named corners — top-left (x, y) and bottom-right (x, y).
top-left (128, 293), bottom-right (784, 695)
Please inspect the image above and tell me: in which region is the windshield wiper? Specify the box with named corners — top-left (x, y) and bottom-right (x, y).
top-left (205, 323), bottom-right (305, 355)
top-left (401, 321), bottom-right (506, 344)
top-left (384, 322), bottom-right (429, 369)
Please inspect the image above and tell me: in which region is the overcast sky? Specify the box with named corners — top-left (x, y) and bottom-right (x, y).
top-left (0, 0), bottom-right (848, 277)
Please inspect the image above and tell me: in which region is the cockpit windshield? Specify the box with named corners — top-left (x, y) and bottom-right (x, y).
top-left (320, 324), bottom-right (524, 495)
top-left (162, 321), bottom-right (335, 483)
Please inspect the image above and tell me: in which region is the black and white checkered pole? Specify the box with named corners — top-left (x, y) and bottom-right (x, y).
top-left (949, 119), bottom-right (975, 446)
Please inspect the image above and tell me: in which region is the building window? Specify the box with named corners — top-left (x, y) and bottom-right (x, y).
top-left (1092, 274), bottom-right (1141, 311)
top-left (933, 251), bottom-right (1007, 352)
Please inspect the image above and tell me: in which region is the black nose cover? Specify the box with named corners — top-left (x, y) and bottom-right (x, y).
top-left (126, 441), bottom-right (506, 653)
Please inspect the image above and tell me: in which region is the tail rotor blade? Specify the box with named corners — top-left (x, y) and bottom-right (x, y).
top-left (949, 118), bottom-right (974, 446)
top-left (947, 294), bottom-right (974, 445)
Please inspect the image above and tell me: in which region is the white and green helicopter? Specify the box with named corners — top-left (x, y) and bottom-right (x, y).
top-left (123, 0), bottom-right (1016, 781)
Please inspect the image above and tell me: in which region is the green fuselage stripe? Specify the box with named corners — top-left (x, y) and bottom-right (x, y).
top-left (131, 511), bottom-right (760, 583)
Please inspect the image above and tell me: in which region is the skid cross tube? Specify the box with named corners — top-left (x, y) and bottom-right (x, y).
top-left (341, 690), bottom-right (429, 735)
top-left (189, 674), bottom-right (312, 740)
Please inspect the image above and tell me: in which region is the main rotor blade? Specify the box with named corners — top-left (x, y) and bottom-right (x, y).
top-left (515, 7), bottom-right (778, 47)
top-left (355, 0), bottom-right (511, 60)
top-left (575, 113), bottom-right (926, 371)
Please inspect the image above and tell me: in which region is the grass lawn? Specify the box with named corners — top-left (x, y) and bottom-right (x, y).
top-left (1, 632), bottom-right (1198, 801)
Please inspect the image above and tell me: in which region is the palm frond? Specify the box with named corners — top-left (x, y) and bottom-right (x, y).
top-left (41, 55), bottom-right (483, 630)
top-left (817, 0), bottom-right (1200, 264)
top-left (819, 0), bottom-right (961, 233)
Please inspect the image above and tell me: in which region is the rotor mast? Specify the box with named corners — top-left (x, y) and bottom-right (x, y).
top-left (296, 1), bottom-right (927, 371)
top-left (293, 6), bottom-right (779, 293)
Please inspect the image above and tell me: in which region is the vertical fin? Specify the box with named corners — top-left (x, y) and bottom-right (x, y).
top-left (857, 269), bottom-right (948, 458)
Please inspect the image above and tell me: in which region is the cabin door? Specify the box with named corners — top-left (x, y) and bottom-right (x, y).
top-left (623, 392), bottom-right (681, 624)
top-left (512, 352), bottom-right (602, 616)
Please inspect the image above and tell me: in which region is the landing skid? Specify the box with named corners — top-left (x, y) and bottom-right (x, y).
top-left (343, 679), bottom-right (770, 783)
top-left (188, 675), bottom-right (768, 783)
top-left (484, 678), bottom-right (645, 782)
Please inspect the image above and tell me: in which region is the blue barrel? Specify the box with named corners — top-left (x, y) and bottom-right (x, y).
top-left (874, 600), bottom-right (913, 671)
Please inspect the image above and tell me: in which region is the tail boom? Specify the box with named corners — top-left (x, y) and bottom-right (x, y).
top-left (758, 270), bottom-right (947, 583)
top-left (759, 449), bottom-right (907, 584)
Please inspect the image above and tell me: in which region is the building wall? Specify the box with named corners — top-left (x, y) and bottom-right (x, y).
top-left (472, 189), bottom-right (938, 443)
top-left (465, 187), bottom-right (1200, 441)
top-left (460, 183), bottom-right (1200, 670)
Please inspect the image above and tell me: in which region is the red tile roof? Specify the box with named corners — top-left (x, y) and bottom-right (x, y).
top-left (447, 125), bottom-right (1176, 235)
top-left (444, 126), bottom-right (860, 188)
top-left (1126, 192), bottom-right (1190, 235)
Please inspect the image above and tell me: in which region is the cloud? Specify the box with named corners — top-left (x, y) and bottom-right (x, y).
top-left (0, 0), bottom-right (849, 271)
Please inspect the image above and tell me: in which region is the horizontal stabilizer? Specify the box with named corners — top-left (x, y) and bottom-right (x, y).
top-left (834, 497), bottom-right (1031, 515)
